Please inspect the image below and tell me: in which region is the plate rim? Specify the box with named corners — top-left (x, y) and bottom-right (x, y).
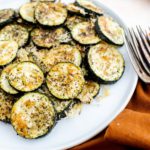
top-left (0, 0), bottom-right (138, 149)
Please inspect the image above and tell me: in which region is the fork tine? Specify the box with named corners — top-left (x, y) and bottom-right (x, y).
top-left (126, 33), bottom-right (139, 63)
top-left (125, 33), bottom-right (150, 83)
top-left (128, 28), bottom-right (139, 59)
top-left (146, 28), bottom-right (150, 45)
top-left (137, 26), bottom-right (150, 54)
top-left (130, 28), bottom-right (150, 75)
top-left (125, 34), bottom-right (142, 72)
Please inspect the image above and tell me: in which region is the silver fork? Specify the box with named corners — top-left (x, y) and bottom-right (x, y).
top-left (124, 26), bottom-right (150, 83)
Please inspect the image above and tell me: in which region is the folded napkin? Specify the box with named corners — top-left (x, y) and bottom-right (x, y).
top-left (72, 80), bottom-right (150, 149)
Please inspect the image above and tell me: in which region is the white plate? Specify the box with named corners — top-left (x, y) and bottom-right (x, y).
top-left (0, 0), bottom-right (138, 150)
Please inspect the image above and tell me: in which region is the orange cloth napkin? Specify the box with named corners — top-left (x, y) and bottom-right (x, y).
top-left (72, 80), bottom-right (150, 150)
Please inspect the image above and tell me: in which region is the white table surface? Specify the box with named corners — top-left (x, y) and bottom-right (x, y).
top-left (99, 0), bottom-right (150, 26)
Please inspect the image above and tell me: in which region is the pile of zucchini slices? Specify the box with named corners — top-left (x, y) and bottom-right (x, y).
top-left (0, 0), bottom-right (125, 139)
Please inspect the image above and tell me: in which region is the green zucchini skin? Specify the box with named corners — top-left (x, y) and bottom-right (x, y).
top-left (52, 98), bottom-right (75, 120)
top-left (86, 43), bottom-right (125, 84)
top-left (19, 2), bottom-right (37, 24)
top-left (67, 3), bottom-right (88, 16)
top-left (0, 9), bottom-right (16, 27)
top-left (76, 0), bottom-right (103, 16)
top-left (85, 59), bottom-right (124, 84)
top-left (11, 92), bottom-right (56, 139)
top-left (57, 100), bottom-right (77, 120)
top-left (0, 63), bottom-right (19, 94)
top-left (81, 61), bottom-right (90, 79)
top-left (95, 17), bottom-right (124, 46)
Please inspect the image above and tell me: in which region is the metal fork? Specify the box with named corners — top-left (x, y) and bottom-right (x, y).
top-left (124, 26), bottom-right (150, 83)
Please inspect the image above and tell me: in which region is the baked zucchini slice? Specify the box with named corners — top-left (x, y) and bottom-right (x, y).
top-left (19, 2), bottom-right (37, 23)
top-left (0, 89), bottom-right (14, 123)
top-left (54, 28), bottom-right (72, 44)
top-left (31, 44), bottom-right (82, 72)
top-left (0, 41), bottom-right (18, 66)
top-left (87, 43), bottom-right (125, 83)
top-left (0, 9), bottom-right (15, 27)
top-left (8, 62), bottom-right (44, 92)
top-left (0, 63), bottom-right (18, 94)
top-left (31, 27), bottom-right (71, 48)
top-left (71, 22), bottom-right (101, 45)
top-left (11, 92), bottom-right (56, 139)
top-left (15, 48), bottom-right (34, 63)
top-left (52, 98), bottom-right (73, 119)
top-left (0, 24), bottom-right (29, 48)
top-left (37, 85), bottom-right (75, 119)
top-left (37, 84), bottom-right (52, 98)
top-left (35, 2), bottom-right (67, 26)
top-left (67, 3), bottom-right (87, 16)
top-left (36, 85), bottom-right (74, 120)
top-left (76, 0), bottom-right (103, 15)
top-left (46, 63), bottom-right (85, 100)
top-left (15, 42), bottom-right (37, 63)
top-left (96, 16), bottom-right (124, 46)
top-left (66, 101), bottom-right (82, 118)
top-left (65, 15), bottom-right (87, 31)
top-left (77, 81), bottom-right (100, 103)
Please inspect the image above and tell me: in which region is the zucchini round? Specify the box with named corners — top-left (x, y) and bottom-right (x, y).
top-left (46, 63), bottom-right (85, 100)
top-left (54, 28), bottom-right (72, 44)
top-left (0, 9), bottom-right (15, 27)
top-left (71, 22), bottom-right (101, 45)
top-left (19, 2), bottom-right (37, 23)
top-left (32, 44), bottom-right (82, 72)
top-left (0, 24), bottom-right (29, 48)
top-left (77, 81), bottom-right (100, 103)
top-left (65, 15), bottom-right (87, 31)
top-left (31, 27), bottom-right (71, 48)
top-left (96, 16), bottom-right (124, 46)
top-left (37, 84), bottom-right (52, 98)
top-left (0, 89), bottom-right (14, 123)
top-left (0, 63), bottom-right (18, 94)
top-left (35, 2), bottom-right (67, 26)
top-left (15, 42), bottom-right (37, 63)
top-left (36, 85), bottom-right (76, 119)
top-left (66, 101), bottom-right (82, 118)
top-left (11, 92), bottom-right (56, 139)
top-left (8, 62), bottom-right (44, 92)
top-left (87, 43), bottom-right (125, 83)
top-left (76, 0), bottom-right (103, 15)
top-left (15, 47), bottom-right (35, 63)
top-left (0, 41), bottom-right (18, 66)
top-left (52, 98), bottom-right (73, 119)
top-left (67, 3), bottom-right (87, 16)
